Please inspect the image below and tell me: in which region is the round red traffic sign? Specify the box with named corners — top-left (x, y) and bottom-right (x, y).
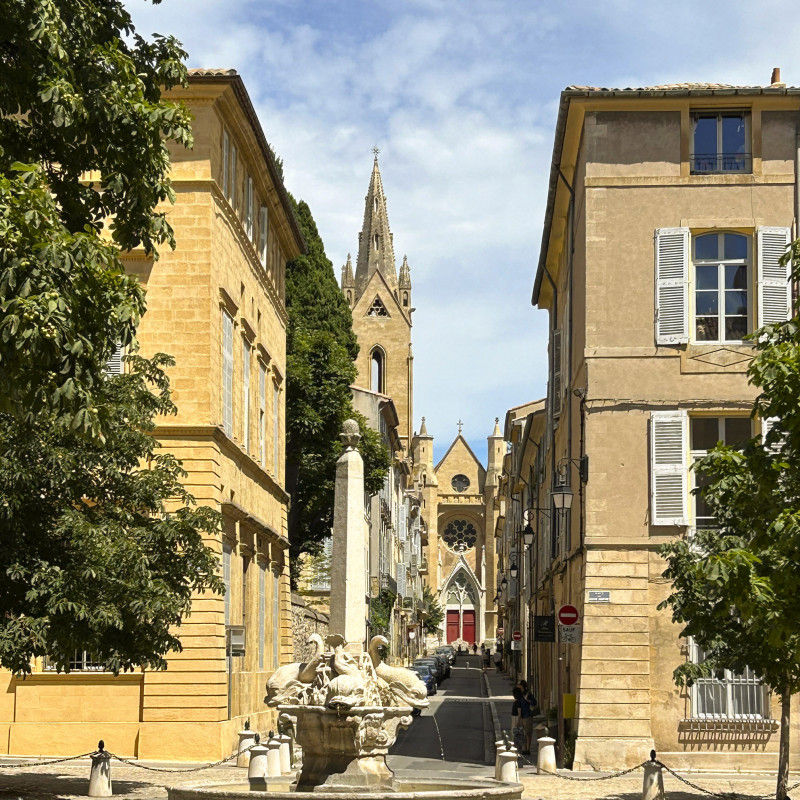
top-left (558, 605), bottom-right (579, 625)
top-left (512, 630), bottom-right (522, 641)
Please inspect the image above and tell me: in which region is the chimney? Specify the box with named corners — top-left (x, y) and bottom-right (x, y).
top-left (771, 67), bottom-right (786, 87)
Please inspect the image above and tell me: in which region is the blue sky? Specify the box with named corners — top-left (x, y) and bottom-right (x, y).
top-left (130, 0), bottom-right (798, 462)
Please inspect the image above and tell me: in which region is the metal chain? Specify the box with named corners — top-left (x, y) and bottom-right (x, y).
top-left (0, 752), bottom-right (97, 769)
top-left (659, 761), bottom-right (800, 800)
top-left (537, 762), bottom-right (649, 780)
top-left (107, 743), bottom-right (257, 773)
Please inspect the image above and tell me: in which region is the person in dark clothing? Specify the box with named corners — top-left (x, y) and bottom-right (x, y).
top-left (493, 647), bottom-right (503, 672)
top-left (511, 686), bottom-right (534, 754)
top-left (482, 648), bottom-right (490, 673)
top-left (472, 643), bottom-right (478, 654)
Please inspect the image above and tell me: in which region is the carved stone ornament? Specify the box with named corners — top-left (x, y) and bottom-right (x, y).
top-left (340, 419), bottom-right (361, 451)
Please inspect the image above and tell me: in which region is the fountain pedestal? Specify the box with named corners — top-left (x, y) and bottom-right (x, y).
top-left (279, 705), bottom-right (412, 792)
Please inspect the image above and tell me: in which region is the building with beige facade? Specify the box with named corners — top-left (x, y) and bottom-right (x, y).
top-left (520, 77), bottom-right (800, 771)
top-left (0, 69), bottom-right (304, 761)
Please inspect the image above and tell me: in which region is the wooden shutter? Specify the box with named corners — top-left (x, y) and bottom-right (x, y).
top-left (551, 328), bottom-right (563, 418)
top-left (246, 176), bottom-right (254, 239)
top-left (222, 311), bottom-right (234, 437)
top-left (105, 343), bottom-right (124, 376)
top-left (651, 410), bottom-right (689, 525)
top-left (229, 144), bottom-right (237, 208)
top-left (259, 206), bottom-right (268, 265)
top-left (757, 227), bottom-right (791, 325)
top-left (655, 228), bottom-right (689, 344)
top-left (222, 131), bottom-right (229, 198)
top-left (761, 416), bottom-right (783, 455)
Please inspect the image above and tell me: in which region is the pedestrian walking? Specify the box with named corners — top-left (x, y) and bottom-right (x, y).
top-left (511, 687), bottom-right (534, 754)
top-left (482, 648), bottom-right (490, 673)
top-left (493, 647), bottom-right (503, 673)
top-left (472, 642), bottom-right (478, 654)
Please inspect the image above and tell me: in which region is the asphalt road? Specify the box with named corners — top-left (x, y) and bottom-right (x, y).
top-left (389, 663), bottom-right (487, 765)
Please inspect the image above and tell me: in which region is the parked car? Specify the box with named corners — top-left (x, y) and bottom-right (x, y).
top-left (413, 658), bottom-right (444, 684)
top-left (435, 645), bottom-right (456, 665)
top-left (419, 654), bottom-right (449, 679)
top-left (409, 665), bottom-right (437, 696)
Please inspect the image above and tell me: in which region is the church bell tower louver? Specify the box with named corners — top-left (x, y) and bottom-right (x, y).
top-left (342, 153), bottom-right (414, 451)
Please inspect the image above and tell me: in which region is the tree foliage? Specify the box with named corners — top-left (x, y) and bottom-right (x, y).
top-left (370, 589), bottom-right (396, 638)
top-left (422, 583), bottom-right (444, 634)
top-left (285, 198), bottom-right (390, 580)
top-left (659, 243), bottom-right (800, 798)
top-left (0, 0), bottom-right (222, 673)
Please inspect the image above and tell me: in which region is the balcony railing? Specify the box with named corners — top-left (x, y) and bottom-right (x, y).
top-left (380, 572), bottom-right (397, 595)
top-left (691, 153), bottom-right (752, 175)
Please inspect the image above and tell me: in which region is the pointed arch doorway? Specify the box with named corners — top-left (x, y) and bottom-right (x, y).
top-left (444, 570), bottom-right (480, 645)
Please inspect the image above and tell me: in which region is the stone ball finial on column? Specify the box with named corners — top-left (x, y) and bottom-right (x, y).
top-left (340, 419), bottom-right (361, 451)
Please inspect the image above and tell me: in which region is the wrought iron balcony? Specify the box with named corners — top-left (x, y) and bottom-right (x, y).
top-left (379, 572), bottom-right (397, 595)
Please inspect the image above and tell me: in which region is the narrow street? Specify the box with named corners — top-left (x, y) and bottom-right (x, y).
top-left (389, 663), bottom-right (489, 766)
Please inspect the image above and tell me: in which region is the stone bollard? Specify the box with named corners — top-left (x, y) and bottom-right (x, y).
top-left (266, 735), bottom-right (282, 778)
top-left (642, 754), bottom-right (665, 800)
top-left (236, 724), bottom-right (257, 769)
top-left (248, 736), bottom-right (269, 791)
top-left (494, 739), bottom-right (507, 781)
top-left (88, 741), bottom-right (112, 798)
top-left (278, 733), bottom-right (292, 774)
top-left (498, 749), bottom-right (519, 783)
top-left (537, 736), bottom-right (557, 775)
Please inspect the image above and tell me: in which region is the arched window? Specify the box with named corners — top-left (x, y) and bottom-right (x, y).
top-left (373, 233), bottom-right (379, 249)
top-left (403, 292), bottom-right (408, 307)
top-left (371, 348), bottom-right (384, 393)
top-left (374, 197), bottom-right (379, 213)
top-left (347, 290), bottom-right (352, 304)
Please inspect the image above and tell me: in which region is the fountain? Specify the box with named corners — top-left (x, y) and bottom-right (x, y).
top-left (167, 422), bottom-right (522, 799)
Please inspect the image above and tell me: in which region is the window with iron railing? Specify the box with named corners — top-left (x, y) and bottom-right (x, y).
top-left (691, 111), bottom-right (751, 175)
top-left (44, 651), bottom-right (105, 672)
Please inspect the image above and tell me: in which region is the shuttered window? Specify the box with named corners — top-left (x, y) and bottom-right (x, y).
top-left (551, 328), bottom-right (563, 418)
top-left (655, 228), bottom-right (690, 344)
top-left (229, 144), bottom-right (237, 209)
top-left (258, 562), bottom-right (266, 671)
top-left (757, 227), bottom-right (791, 325)
top-left (223, 544), bottom-right (232, 626)
top-left (650, 410), bottom-right (688, 526)
top-left (259, 206), bottom-right (269, 266)
top-left (222, 130), bottom-right (229, 198)
top-left (222, 310), bottom-right (234, 437)
top-left (246, 176), bottom-right (254, 240)
top-left (272, 569), bottom-right (280, 667)
top-left (105, 343), bottom-right (124, 376)
top-left (259, 362), bottom-right (267, 465)
top-left (242, 339), bottom-right (251, 451)
top-left (273, 381), bottom-right (280, 478)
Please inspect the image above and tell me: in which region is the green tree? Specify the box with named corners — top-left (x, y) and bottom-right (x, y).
top-left (285, 198), bottom-right (390, 580)
top-left (370, 589), bottom-right (397, 638)
top-left (659, 246), bottom-right (800, 798)
top-left (0, 0), bottom-right (223, 673)
top-left (422, 584), bottom-right (444, 635)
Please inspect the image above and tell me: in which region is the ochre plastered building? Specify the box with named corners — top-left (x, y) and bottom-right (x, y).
top-left (0, 69), bottom-right (303, 761)
top-left (527, 78), bottom-right (800, 770)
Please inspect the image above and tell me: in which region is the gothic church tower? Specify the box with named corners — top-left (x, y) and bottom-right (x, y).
top-left (342, 154), bottom-right (414, 450)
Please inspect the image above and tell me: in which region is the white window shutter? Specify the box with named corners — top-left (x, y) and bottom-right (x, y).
top-left (757, 227), bottom-right (791, 325)
top-left (650, 410), bottom-right (689, 525)
top-left (105, 343), bottom-right (124, 376)
top-left (655, 228), bottom-right (689, 344)
top-left (552, 328), bottom-right (563, 418)
top-left (761, 416), bottom-right (783, 455)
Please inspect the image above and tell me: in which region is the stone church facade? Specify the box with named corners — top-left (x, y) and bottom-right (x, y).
top-left (341, 157), bottom-right (500, 650)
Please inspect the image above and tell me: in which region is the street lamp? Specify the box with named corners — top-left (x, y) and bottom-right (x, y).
top-left (509, 561), bottom-right (518, 580)
top-left (552, 483), bottom-right (573, 510)
top-left (500, 574), bottom-right (508, 590)
top-left (522, 523), bottom-right (534, 548)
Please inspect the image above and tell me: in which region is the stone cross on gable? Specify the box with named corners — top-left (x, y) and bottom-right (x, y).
top-left (457, 419), bottom-right (463, 435)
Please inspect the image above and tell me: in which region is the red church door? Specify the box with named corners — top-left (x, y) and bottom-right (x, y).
top-left (462, 610), bottom-right (476, 644)
top-left (446, 611), bottom-right (459, 643)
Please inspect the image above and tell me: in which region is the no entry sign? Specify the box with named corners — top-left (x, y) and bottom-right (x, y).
top-left (512, 630), bottom-right (522, 641)
top-left (558, 604), bottom-right (579, 626)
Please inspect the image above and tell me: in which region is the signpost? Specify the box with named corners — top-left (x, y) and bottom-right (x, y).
top-left (559, 625), bottom-right (580, 644)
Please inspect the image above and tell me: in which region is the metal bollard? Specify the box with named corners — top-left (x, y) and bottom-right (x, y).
top-left (278, 733), bottom-right (292, 774)
top-left (266, 733), bottom-right (282, 778)
top-left (248, 734), bottom-right (269, 791)
top-left (536, 736), bottom-right (557, 775)
top-left (643, 751), bottom-right (665, 800)
top-left (494, 739), bottom-right (507, 781)
top-left (236, 721), bottom-right (257, 768)
top-left (498, 749), bottom-right (519, 783)
top-left (88, 740), bottom-right (112, 798)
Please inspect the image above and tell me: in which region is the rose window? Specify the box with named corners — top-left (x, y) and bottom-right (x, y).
top-left (442, 519), bottom-right (477, 552)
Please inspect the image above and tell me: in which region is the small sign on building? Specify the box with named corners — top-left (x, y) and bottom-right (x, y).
top-left (534, 615), bottom-right (556, 642)
top-left (511, 640), bottom-right (522, 651)
top-left (588, 590), bottom-right (610, 603)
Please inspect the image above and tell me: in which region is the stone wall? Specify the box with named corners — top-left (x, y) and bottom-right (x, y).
top-left (292, 593), bottom-right (330, 661)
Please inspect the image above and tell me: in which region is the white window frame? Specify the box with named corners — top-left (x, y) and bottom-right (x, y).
top-left (105, 342), bottom-right (125, 376)
top-left (222, 310), bottom-right (234, 438)
top-left (691, 231), bottom-right (751, 345)
top-left (688, 637), bottom-right (768, 720)
top-left (259, 206), bottom-right (269, 266)
top-left (242, 338), bottom-right (251, 450)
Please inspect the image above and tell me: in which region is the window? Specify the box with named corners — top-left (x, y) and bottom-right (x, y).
top-left (442, 519), bottom-right (478, 552)
top-left (311, 537), bottom-right (332, 591)
top-left (222, 310), bottom-right (234, 437)
top-left (693, 232), bottom-right (749, 342)
top-left (371, 348), bottom-right (384, 393)
top-left (44, 651), bottom-right (104, 671)
top-left (259, 206), bottom-right (268, 266)
top-left (258, 561), bottom-right (266, 671)
top-left (273, 380), bottom-right (280, 477)
top-left (242, 339), bottom-right (251, 450)
top-left (403, 292), bottom-right (408, 307)
top-left (551, 328), bottom-right (563, 418)
top-left (259, 362), bottom-right (266, 465)
top-left (690, 416), bottom-right (751, 530)
top-left (223, 544), bottom-right (232, 626)
top-left (451, 474), bottom-right (470, 492)
top-left (223, 130), bottom-right (229, 198)
top-left (246, 176), bottom-right (254, 240)
top-left (229, 143), bottom-right (237, 208)
top-left (655, 227), bottom-right (790, 345)
top-left (691, 110), bottom-right (750, 174)
top-left (367, 296), bottom-right (389, 317)
top-left (689, 639), bottom-right (767, 719)
top-left (272, 568), bottom-right (280, 667)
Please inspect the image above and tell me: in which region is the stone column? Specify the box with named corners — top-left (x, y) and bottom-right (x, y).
top-left (329, 420), bottom-right (369, 650)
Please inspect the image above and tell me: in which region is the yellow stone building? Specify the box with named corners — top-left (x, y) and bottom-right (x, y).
top-left (0, 69), bottom-right (304, 761)
top-left (520, 78), bottom-right (800, 771)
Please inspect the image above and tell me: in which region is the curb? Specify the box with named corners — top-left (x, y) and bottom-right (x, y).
top-left (483, 672), bottom-right (503, 744)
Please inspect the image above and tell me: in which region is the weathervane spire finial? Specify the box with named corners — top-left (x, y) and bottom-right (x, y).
top-left (372, 145), bottom-right (380, 160)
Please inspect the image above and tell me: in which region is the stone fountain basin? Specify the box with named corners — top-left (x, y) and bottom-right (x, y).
top-left (166, 778), bottom-right (524, 799)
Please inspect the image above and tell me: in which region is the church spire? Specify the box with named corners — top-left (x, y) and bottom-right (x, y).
top-left (341, 253), bottom-right (355, 288)
top-left (399, 254), bottom-right (411, 289)
top-left (355, 152), bottom-right (398, 297)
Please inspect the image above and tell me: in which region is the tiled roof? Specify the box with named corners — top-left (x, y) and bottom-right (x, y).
top-left (187, 68), bottom-right (238, 77)
top-left (566, 82), bottom-right (796, 93)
